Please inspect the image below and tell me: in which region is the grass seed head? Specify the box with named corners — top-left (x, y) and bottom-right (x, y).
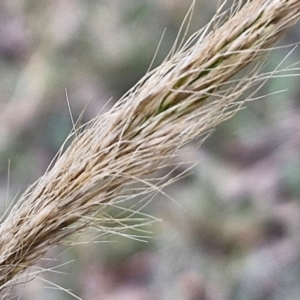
top-left (0, 0), bottom-right (300, 294)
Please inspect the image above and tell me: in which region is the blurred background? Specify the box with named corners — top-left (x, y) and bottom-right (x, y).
top-left (1, 0), bottom-right (300, 299)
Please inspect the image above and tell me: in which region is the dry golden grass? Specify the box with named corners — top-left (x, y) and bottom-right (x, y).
top-left (0, 0), bottom-right (300, 296)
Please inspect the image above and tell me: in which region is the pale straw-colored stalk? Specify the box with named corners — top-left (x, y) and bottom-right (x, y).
top-left (0, 0), bottom-right (300, 294)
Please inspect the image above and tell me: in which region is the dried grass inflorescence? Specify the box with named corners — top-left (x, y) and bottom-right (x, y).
top-left (0, 0), bottom-right (300, 294)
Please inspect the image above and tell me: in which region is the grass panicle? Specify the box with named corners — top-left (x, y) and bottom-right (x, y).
top-left (0, 0), bottom-right (300, 294)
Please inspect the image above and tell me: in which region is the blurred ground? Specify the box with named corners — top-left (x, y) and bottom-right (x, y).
top-left (1, 0), bottom-right (300, 299)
